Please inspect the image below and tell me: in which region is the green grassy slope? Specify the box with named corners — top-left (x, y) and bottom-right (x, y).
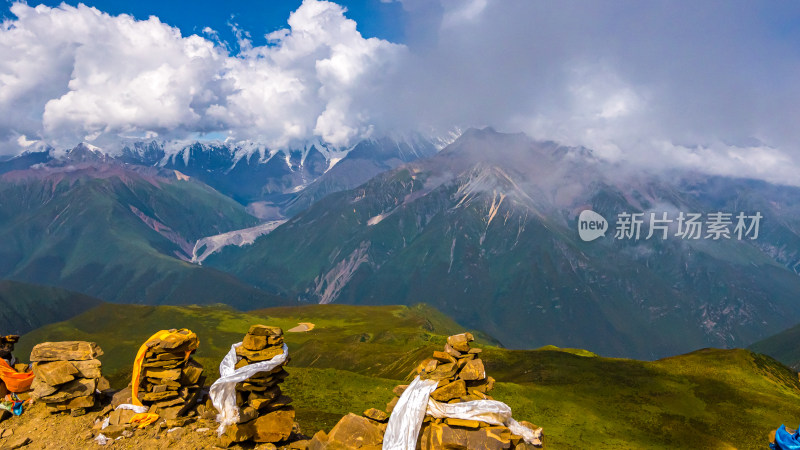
top-left (0, 280), bottom-right (102, 335)
top-left (17, 303), bottom-right (473, 384)
top-left (0, 169), bottom-right (286, 309)
top-left (19, 303), bottom-right (800, 449)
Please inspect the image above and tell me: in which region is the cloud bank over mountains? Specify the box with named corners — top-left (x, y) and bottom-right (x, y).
top-left (1, 0), bottom-right (799, 185)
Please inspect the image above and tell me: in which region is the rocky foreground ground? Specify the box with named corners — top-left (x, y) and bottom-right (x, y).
top-left (0, 332), bottom-right (541, 449)
top-left (0, 400), bottom-right (238, 450)
top-left (14, 302), bottom-right (800, 449)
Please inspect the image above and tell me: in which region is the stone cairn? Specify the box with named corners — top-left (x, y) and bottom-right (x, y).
top-left (138, 329), bottom-right (205, 422)
top-left (413, 333), bottom-right (542, 449)
top-left (219, 325), bottom-right (296, 447)
top-left (30, 341), bottom-right (108, 416)
top-left (308, 332), bottom-right (543, 449)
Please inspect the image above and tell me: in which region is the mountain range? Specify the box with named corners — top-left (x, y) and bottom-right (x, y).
top-left (0, 135), bottom-right (444, 307)
top-left (3, 128), bottom-right (800, 359)
top-left (4, 135), bottom-right (445, 217)
top-left (206, 128), bottom-right (800, 358)
top-left (0, 151), bottom-right (283, 308)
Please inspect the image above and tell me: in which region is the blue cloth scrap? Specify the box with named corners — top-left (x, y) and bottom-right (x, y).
top-left (0, 393), bottom-right (26, 416)
top-left (772, 424), bottom-right (800, 450)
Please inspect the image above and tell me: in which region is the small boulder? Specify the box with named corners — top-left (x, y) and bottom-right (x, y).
top-left (430, 379), bottom-right (466, 402)
top-left (420, 422), bottom-right (510, 450)
top-left (248, 325), bottom-right (283, 337)
top-left (243, 334), bottom-right (268, 352)
top-left (29, 341), bottom-right (103, 362)
top-left (431, 351), bottom-right (456, 364)
top-left (143, 367), bottom-right (181, 381)
top-left (251, 407), bottom-right (295, 443)
top-left (446, 333), bottom-right (474, 353)
top-left (30, 377), bottom-right (57, 399)
top-left (416, 359), bottom-right (438, 374)
top-left (32, 361), bottom-right (78, 386)
top-left (460, 359), bottom-right (486, 381)
top-left (444, 343), bottom-right (462, 357)
top-left (150, 329), bottom-right (197, 352)
top-left (362, 408), bottom-right (389, 423)
top-left (38, 378), bottom-right (95, 403)
top-left (236, 345), bottom-right (284, 363)
top-left (326, 413), bottom-right (384, 448)
top-left (307, 432), bottom-right (330, 450)
top-left (108, 408), bottom-right (137, 426)
top-left (96, 377), bottom-right (111, 392)
top-left (3, 435), bottom-right (30, 449)
top-left (219, 421), bottom-right (255, 447)
top-left (71, 359), bottom-right (102, 379)
top-left (101, 424), bottom-right (129, 439)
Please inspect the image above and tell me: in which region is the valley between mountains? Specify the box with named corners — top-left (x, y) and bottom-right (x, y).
top-left (4, 129), bottom-right (800, 360)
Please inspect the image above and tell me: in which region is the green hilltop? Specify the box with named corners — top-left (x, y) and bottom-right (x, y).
top-left (0, 280), bottom-right (101, 335)
top-left (19, 302), bottom-right (800, 449)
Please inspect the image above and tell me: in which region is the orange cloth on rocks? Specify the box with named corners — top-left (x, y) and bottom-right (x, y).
top-left (129, 329), bottom-right (197, 407)
top-left (130, 412), bottom-right (160, 428)
top-left (0, 359), bottom-right (33, 393)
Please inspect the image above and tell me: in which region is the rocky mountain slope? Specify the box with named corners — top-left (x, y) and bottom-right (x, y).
top-left (4, 135), bottom-right (445, 221)
top-left (0, 158), bottom-right (285, 308)
top-left (206, 128), bottom-right (800, 359)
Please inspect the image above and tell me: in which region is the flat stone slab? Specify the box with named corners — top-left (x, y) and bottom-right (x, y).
top-left (30, 341), bottom-right (103, 362)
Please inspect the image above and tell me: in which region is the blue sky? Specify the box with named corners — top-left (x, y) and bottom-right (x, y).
top-left (1, 0), bottom-right (800, 185)
top-left (4, 0), bottom-right (408, 51)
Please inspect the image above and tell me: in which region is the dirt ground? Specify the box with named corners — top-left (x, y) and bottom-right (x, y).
top-left (0, 400), bottom-right (292, 449)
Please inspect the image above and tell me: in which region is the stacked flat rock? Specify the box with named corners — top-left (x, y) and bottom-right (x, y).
top-left (220, 324), bottom-right (296, 447)
top-left (140, 329), bottom-right (205, 420)
top-left (30, 341), bottom-right (108, 415)
top-left (310, 333), bottom-right (543, 450)
top-left (415, 332), bottom-right (495, 403)
top-left (413, 333), bottom-right (542, 449)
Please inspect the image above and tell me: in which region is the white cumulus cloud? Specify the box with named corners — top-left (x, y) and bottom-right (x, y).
top-left (0, 0), bottom-right (404, 152)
